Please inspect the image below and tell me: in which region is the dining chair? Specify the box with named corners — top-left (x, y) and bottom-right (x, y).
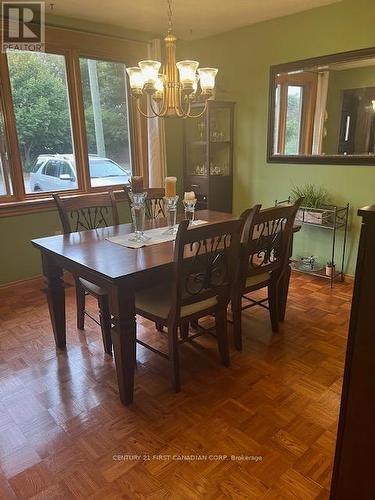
top-left (125, 185), bottom-right (167, 333)
top-left (232, 198), bottom-right (303, 350)
top-left (134, 218), bottom-right (243, 392)
top-left (53, 192), bottom-right (119, 355)
top-left (124, 186), bottom-right (165, 219)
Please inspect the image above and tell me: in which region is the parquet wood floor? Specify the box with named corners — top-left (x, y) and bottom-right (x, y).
top-left (0, 273), bottom-right (352, 499)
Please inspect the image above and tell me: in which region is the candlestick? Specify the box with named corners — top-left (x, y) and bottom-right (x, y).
top-left (184, 191), bottom-right (195, 201)
top-left (131, 176), bottom-right (144, 193)
top-left (183, 195), bottom-right (197, 224)
top-left (165, 177), bottom-right (177, 198)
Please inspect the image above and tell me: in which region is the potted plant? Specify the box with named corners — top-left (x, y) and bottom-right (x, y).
top-left (326, 260), bottom-right (335, 277)
top-left (290, 184), bottom-right (331, 225)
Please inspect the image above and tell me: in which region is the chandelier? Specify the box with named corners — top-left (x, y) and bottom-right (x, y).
top-left (126, 0), bottom-right (218, 119)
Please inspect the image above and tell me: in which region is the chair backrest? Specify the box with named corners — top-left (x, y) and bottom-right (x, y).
top-left (124, 186), bottom-right (165, 219)
top-left (239, 198), bottom-right (303, 283)
top-left (53, 192), bottom-right (119, 234)
top-left (169, 218), bottom-right (243, 322)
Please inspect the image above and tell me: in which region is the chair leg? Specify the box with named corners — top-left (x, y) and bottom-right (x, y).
top-left (215, 307), bottom-right (230, 367)
top-left (75, 278), bottom-right (85, 330)
top-left (98, 295), bottom-right (113, 355)
top-left (268, 283), bottom-right (279, 333)
top-left (155, 322), bottom-right (164, 332)
top-left (231, 294), bottom-right (243, 351)
top-left (180, 322), bottom-right (189, 340)
top-left (167, 321), bottom-right (180, 392)
top-left (278, 265), bottom-right (291, 321)
top-left (190, 320), bottom-right (199, 331)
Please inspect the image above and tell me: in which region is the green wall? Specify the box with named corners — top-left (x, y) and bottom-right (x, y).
top-left (166, 0), bottom-right (375, 276)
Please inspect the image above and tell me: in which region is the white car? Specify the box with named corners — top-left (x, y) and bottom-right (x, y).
top-left (29, 154), bottom-right (131, 192)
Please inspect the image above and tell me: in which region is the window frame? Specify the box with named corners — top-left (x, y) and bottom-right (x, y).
top-left (0, 23), bottom-right (149, 216)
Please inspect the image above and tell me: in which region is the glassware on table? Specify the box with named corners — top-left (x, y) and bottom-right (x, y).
top-left (163, 195), bottom-right (179, 234)
top-left (183, 198), bottom-right (197, 224)
top-left (129, 191), bottom-right (150, 242)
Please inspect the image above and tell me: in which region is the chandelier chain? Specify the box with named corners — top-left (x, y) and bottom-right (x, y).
top-left (167, 0), bottom-right (173, 32)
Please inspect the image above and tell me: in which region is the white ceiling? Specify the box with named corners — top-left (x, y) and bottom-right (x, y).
top-left (48, 0), bottom-right (342, 40)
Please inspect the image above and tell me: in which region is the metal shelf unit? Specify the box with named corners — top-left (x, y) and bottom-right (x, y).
top-left (276, 200), bottom-right (350, 288)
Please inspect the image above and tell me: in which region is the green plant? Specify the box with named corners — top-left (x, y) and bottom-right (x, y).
top-left (290, 184), bottom-right (330, 209)
top-left (326, 261), bottom-right (335, 267)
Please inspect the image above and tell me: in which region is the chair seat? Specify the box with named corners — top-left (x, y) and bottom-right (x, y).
top-left (79, 278), bottom-right (107, 296)
top-left (135, 284), bottom-right (218, 320)
top-left (245, 272), bottom-right (271, 290)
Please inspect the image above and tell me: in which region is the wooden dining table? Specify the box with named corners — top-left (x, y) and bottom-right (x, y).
top-left (31, 209), bottom-right (298, 405)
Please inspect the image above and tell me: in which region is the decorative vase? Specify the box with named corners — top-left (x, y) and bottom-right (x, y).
top-left (326, 264), bottom-right (335, 277)
top-left (129, 192), bottom-right (149, 242)
top-left (164, 195), bottom-right (179, 234)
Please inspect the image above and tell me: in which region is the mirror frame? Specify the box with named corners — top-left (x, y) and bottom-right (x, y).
top-left (267, 46), bottom-right (375, 165)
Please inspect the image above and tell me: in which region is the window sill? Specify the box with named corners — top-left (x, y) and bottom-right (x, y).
top-left (0, 189), bottom-right (127, 217)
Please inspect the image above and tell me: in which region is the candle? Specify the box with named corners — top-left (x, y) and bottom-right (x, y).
top-left (131, 176), bottom-right (144, 193)
top-left (184, 191), bottom-right (195, 201)
top-left (165, 177), bottom-right (177, 198)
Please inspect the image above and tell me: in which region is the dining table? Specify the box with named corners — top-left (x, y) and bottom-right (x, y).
top-left (31, 209), bottom-right (299, 405)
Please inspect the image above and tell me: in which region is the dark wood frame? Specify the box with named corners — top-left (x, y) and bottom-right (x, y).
top-left (267, 46), bottom-right (375, 165)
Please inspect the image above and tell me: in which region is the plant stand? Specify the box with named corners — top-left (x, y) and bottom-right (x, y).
top-left (275, 200), bottom-right (350, 288)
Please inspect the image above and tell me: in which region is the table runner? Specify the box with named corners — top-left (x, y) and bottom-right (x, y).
top-left (106, 220), bottom-right (208, 249)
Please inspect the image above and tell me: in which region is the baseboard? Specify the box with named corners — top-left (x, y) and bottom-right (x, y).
top-left (0, 271), bottom-right (74, 290)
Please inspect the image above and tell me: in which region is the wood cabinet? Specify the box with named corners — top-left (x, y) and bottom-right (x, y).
top-left (330, 205), bottom-right (375, 499)
top-left (183, 101), bottom-right (234, 213)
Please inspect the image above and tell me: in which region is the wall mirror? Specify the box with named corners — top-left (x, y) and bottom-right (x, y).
top-left (268, 47), bottom-right (375, 165)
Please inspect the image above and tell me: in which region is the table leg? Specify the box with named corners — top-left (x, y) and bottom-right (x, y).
top-left (42, 253), bottom-right (66, 348)
top-left (110, 286), bottom-right (136, 405)
top-left (278, 263), bottom-right (291, 321)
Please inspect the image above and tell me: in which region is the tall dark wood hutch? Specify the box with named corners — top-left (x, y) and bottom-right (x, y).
top-left (183, 100), bottom-right (234, 213)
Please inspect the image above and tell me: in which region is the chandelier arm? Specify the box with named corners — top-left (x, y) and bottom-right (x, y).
top-left (186, 99), bottom-right (209, 118)
top-left (134, 98), bottom-right (159, 119)
top-left (174, 90), bottom-right (190, 117)
top-left (149, 97), bottom-right (166, 118)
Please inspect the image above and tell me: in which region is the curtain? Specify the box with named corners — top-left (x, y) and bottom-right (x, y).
top-left (129, 98), bottom-right (149, 185)
top-left (147, 39), bottom-right (167, 187)
top-left (312, 71), bottom-right (329, 155)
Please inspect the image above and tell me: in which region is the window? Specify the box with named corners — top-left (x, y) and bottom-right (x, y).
top-left (79, 58), bottom-right (131, 188)
top-left (0, 25), bottom-right (147, 214)
top-left (7, 51), bottom-right (76, 194)
top-left (274, 73), bottom-right (317, 155)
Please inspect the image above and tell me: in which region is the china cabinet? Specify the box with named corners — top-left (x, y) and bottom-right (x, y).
top-left (183, 101), bottom-right (234, 212)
